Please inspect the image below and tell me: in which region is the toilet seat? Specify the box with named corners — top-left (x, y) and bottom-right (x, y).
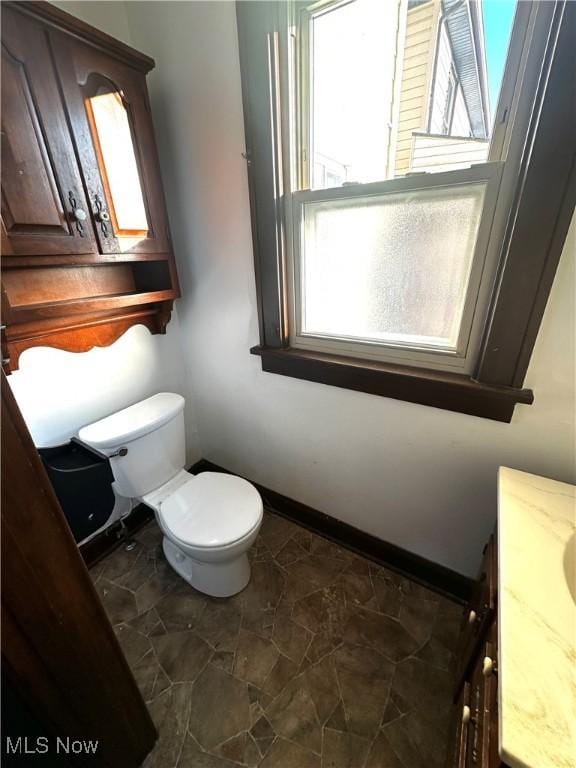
top-left (157, 472), bottom-right (263, 549)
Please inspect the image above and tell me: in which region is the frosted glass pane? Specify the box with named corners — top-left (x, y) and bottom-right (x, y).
top-left (300, 183), bottom-right (486, 350)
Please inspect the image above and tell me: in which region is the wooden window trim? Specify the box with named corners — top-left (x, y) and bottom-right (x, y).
top-left (250, 345), bottom-right (533, 422)
top-left (237, 0), bottom-right (576, 423)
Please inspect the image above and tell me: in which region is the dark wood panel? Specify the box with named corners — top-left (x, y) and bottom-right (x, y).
top-left (191, 459), bottom-right (474, 602)
top-left (3, 264), bottom-right (136, 307)
top-left (1, 6), bottom-right (98, 256)
top-left (2, 606), bottom-right (92, 767)
top-left (236, 1), bottom-right (287, 348)
top-left (2, 49), bottom-right (63, 231)
top-left (1, 372), bottom-right (157, 766)
top-left (476, 1), bottom-right (576, 387)
top-left (252, 345), bottom-right (533, 423)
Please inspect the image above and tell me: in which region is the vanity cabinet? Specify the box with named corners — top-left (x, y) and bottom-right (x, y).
top-left (1, 2), bottom-right (180, 372)
top-left (454, 535), bottom-right (497, 690)
top-left (446, 534), bottom-right (505, 768)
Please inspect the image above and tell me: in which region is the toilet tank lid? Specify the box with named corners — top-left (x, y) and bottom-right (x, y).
top-left (78, 393), bottom-right (185, 449)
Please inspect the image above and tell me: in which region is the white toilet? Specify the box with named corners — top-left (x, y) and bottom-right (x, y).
top-left (78, 393), bottom-right (263, 597)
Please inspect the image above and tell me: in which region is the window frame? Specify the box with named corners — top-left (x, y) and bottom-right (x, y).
top-left (237, 0), bottom-right (576, 422)
top-left (441, 65), bottom-right (457, 135)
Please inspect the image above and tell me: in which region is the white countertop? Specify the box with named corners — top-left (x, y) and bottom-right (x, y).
top-left (498, 467), bottom-right (576, 768)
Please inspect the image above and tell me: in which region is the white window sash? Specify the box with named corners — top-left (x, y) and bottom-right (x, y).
top-left (287, 162), bottom-right (504, 372)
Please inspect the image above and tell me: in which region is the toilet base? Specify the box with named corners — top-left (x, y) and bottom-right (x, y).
top-left (162, 536), bottom-right (251, 597)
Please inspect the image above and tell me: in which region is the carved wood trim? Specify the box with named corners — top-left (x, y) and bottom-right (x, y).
top-left (2, 304), bottom-right (170, 373)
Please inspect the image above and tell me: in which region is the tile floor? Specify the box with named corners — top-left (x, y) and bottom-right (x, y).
top-left (91, 510), bottom-right (462, 768)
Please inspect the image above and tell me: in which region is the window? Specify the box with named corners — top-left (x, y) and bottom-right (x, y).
top-left (288, 0), bottom-right (525, 373)
top-left (238, 0), bottom-right (575, 421)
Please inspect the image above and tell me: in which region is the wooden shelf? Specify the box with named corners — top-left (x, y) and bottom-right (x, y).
top-left (7, 288), bottom-right (178, 323)
top-left (2, 252), bottom-right (172, 269)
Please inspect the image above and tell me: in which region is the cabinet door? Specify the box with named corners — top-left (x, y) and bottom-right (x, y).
top-left (454, 535), bottom-right (497, 692)
top-left (52, 34), bottom-right (171, 256)
top-left (445, 681), bottom-right (471, 768)
top-left (1, 8), bottom-right (98, 257)
top-left (464, 637), bottom-right (500, 768)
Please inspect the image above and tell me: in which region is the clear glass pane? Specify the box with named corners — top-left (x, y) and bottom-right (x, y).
top-left (309, 0), bottom-right (517, 189)
top-left (311, 0), bottom-right (399, 188)
top-left (87, 88), bottom-right (148, 241)
top-left (300, 183), bottom-right (486, 350)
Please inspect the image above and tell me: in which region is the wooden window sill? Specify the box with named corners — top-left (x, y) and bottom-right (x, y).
top-left (251, 345), bottom-right (533, 422)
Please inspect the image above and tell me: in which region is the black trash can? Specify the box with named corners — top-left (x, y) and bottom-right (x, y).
top-left (39, 440), bottom-right (116, 543)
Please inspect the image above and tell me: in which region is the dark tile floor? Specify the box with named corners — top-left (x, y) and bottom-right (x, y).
top-left (91, 510), bottom-right (462, 768)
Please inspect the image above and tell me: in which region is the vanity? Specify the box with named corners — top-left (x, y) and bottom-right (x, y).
top-left (446, 467), bottom-right (576, 768)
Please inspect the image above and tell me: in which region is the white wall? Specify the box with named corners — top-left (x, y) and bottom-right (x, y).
top-left (9, 323), bottom-right (200, 456)
top-left (53, 1), bottom-right (132, 46)
top-left (9, 1), bottom-right (201, 465)
top-left (125, 1), bottom-right (575, 577)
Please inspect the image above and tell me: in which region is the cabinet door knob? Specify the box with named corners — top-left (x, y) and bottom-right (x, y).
top-left (93, 193), bottom-right (111, 235)
top-left (468, 609), bottom-right (477, 625)
top-left (68, 191), bottom-right (86, 236)
top-left (462, 705), bottom-right (471, 724)
top-left (482, 656), bottom-right (496, 677)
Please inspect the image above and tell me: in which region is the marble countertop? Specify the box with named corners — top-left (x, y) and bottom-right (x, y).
top-left (498, 467), bottom-right (576, 768)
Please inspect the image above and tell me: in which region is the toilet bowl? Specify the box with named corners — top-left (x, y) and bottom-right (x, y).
top-left (143, 467), bottom-right (262, 597)
top-left (78, 393), bottom-right (263, 597)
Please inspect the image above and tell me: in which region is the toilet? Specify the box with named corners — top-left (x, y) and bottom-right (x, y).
top-left (78, 393), bottom-right (263, 597)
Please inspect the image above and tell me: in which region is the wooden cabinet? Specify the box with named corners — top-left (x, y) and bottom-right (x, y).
top-left (446, 535), bottom-right (506, 768)
top-left (1, 2), bottom-right (180, 372)
top-left (1, 7), bottom-right (98, 257)
top-left (52, 33), bottom-right (172, 256)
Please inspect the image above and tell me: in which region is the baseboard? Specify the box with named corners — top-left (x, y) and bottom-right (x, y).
top-left (80, 503), bottom-right (153, 568)
top-left (189, 459), bottom-right (473, 604)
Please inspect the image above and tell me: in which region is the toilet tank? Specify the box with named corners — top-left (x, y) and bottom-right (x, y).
top-left (78, 393), bottom-right (186, 498)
